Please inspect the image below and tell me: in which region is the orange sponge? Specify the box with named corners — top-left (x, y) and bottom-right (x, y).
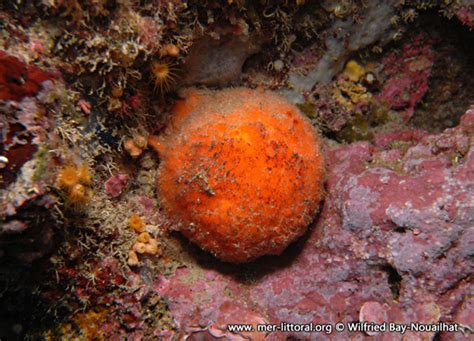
top-left (157, 88), bottom-right (325, 263)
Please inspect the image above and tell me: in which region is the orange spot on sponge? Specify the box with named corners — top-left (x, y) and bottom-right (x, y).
top-left (157, 88), bottom-right (325, 263)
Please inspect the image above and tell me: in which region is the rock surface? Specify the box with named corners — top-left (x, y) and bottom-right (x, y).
top-left (0, 52), bottom-right (58, 264)
top-left (154, 108), bottom-right (474, 340)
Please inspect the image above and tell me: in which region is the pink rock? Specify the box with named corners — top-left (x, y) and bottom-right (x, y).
top-left (359, 301), bottom-right (388, 336)
top-left (377, 34), bottom-right (434, 122)
top-left (0, 51), bottom-right (54, 101)
top-left (374, 129), bottom-right (427, 149)
top-left (137, 196), bottom-right (155, 216)
top-left (51, 110), bottom-right (472, 340)
top-left (104, 174), bottom-right (129, 198)
top-left (153, 108), bottom-right (473, 339)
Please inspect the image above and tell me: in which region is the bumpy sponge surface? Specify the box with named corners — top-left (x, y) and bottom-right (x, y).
top-left (158, 88), bottom-right (325, 263)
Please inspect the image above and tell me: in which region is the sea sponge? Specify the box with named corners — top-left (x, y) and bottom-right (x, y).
top-left (343, 60), bottom-right (366, 82)
top-left (157, 88), bottom-right (325, 263)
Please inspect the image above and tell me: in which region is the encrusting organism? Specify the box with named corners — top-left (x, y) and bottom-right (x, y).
top-left (161, 43), bottom-right (180, 58)
top-left (124, 135), bottom-right (147, 158)
top-left (127, 215), bottom-right (160, 266)
top-left (104, 174), bottom-right (129, 198)
top-left (154, 88), bottom-right (326, 263)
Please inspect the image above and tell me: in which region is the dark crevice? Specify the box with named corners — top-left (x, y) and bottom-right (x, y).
top-left (393, 226), bottom-right (407, 233)
top-left (410, 12), bottom-right (474, 132)
top-left (380, 264), bottom-right (403, 300)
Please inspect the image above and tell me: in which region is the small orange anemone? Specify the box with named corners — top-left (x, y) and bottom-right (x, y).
top-left (128, 214), bottom-right (145, 233)
top-left (69, 183), bottom-right (89, 205)
top-left (156, 88), bottom-right (325, 263)
top-left (57, 165), bottom-right (80, 189)
top-left (57, 163), bottom-right (92, 206)
top-left (78, 164), bottom-right (91, 184)
top-left (150, 61), bottom-right (177, 93)
top-left (57, 164), bottom-right (91, 188)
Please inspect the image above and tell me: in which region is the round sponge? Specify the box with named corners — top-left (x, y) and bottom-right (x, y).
top-left (157, 88), bottom-right (325, 263)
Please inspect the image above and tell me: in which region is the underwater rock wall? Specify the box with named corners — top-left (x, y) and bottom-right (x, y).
top-left (0, 1), bottom-right (473, 339)
top-left (155, 107), bottom-right (473, 340)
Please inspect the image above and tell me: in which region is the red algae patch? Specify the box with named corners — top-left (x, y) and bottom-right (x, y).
top-left (157, 88), bottom-right (325, 263)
